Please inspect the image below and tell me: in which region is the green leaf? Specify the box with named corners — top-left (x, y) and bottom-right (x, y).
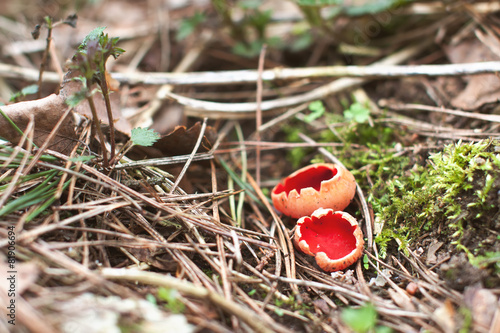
top-left (274, 308), bottom-right (284, 316)
top-left (345, 0), bottom-right (411, 16)
top-left (344, 102), bottom-right (370, 123)
top-left (21, 84), bottom-right (39, 96)
top-left (9, 84), bottom-right (39, 102)
top-left (304, 100), bottom-right (325, 123)
top-left (79, 26), bottom-right (106, 50)
top-left (65, 91), bottom-right (87, 107)
top-left (130, 127), bottom-right (161, 147)
top-left (157, 287), bottom-right (185, 313)
top-left (238, 0), bottom-right (261, 9)
top-left (363, 254), bottom-right (369, 270)
top-left (291, 32), bottom-right (313, 52)
top-left (145, 293), bottom-right (157, 306)
top-left (294, 0), bottom-right (412, 16)
top-left (176, 12), bottom-right (206, 41)
top-left (375, 326), bottom-right (393, 333)
top-left (69, 155), bottom-right (95, 162)
top-left (295, 0), bottom-right (341, 5)
top-left (341, 303), bottom-right (378, 333)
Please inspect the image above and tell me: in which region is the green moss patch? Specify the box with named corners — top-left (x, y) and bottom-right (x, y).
top-left (372, 140), bottom-right (500, 270)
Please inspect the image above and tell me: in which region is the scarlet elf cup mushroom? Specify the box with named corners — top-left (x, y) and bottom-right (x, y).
top-left (271, 163), bottom-right (356, 218)
top-left (271, 163), bottom-right (364, 272)
top-left (294, 209), bottom-right (364, 272)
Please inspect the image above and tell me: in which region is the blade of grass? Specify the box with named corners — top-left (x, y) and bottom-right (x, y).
top-left (218, 158), bottom-right (262, 206)
top-left (0, 169), bottom-right (60, 216)
top-left (0, 169), bottom-right (55, 190)
top-left (234, 123), bottom-right (247, 227)
top-left (0, 107), bottom-right (38, 148)
top-left (26, 178), bottom-right (72, 221)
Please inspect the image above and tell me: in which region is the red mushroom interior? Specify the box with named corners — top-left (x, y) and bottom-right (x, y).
top-left (298, 212), bottom-right (357, 259)
top-left (274, 165), bottom-right (337, 195)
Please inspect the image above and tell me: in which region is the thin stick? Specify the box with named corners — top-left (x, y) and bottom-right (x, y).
top-left (24, 105), bottom-right (73, 175)
top-left (36, 21), bottom-right (52, 99)
top-left (4, 60), bottom-right (500, 87)
top-left (87, 95), bottom-right (109, 167)
top-left (255, 45), bottom-right (266, 187)
top-left (170, 117), bottom-right (208, 194)
top-left (163, 40), bottom-right (435, 117)
top-left (91, 61), bottom-right (500, 85)
top-left (381, 101), bottom-right (500, 123)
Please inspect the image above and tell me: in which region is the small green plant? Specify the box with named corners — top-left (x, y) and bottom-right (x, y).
top-left (68, 26), bottom-right (125, 167)
top-left (176, 12), bottom-right (206, 41)
top-left (341, 303), bottom-right (392, 333)
top-left (110, 127), bottom-right (160, 165)
top-left (304, 100), bottom-right (326, 123)
top-left (363, 254), bottom-right (369, 270)
top-left (157, 287), bottom-right (185, 314)
top-left (9, 84), bottom-right (39, 102)
top-left (469, 251), bottom-right (500, 273)
top-left (294, 0), bottom-right (412, 16)
top-left (289, 26), bottom-right (314, 52)
top-left (130, 127), bottom-right (161, 147)
top-left (213, 0), bottom-right (283, 57)
top-left (344, 102), bottom-right (370, 123)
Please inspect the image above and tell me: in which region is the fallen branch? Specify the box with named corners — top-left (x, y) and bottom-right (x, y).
top-left (2, 60), bottom-right (500, 87)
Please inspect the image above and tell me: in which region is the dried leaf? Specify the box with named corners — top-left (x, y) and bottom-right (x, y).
top-left (129, 122), bottom-right (217, 160)
top-left (0, 94), bottom-right (77, 154)
top-left (444, 38), bottom-right (500, 110)
top-left (60, 69), bottom-right (131, 135)
top-left (52, 293), bottom-right (194, 333)
top-left (464, 286), bottom-right (497, 330)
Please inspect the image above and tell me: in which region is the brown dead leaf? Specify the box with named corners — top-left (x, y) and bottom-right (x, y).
top-left (60, 69), bottom-right (131, 135)
top-left (0, 94), bottom-right (77, 154)
top-left (129, 122), bottom-right (217, 160)
top-left (425, 239), bottom-right (443, 266)
top-left (126, 247), bottom-right (178, 272)
top-left (444, 37), bottom-right (500, 110)
top-left (464, 286), bottom-right (498, 331)
top-left (433, 299), bottom-right (456, 333)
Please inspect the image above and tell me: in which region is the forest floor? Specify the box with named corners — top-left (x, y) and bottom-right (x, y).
top-left (0, 1), bottom-right (499, 332)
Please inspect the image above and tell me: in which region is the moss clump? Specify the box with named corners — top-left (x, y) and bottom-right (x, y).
top-left (373, 140), bottom-right (500, 262)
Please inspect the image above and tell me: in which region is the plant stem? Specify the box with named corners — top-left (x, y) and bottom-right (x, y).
top-left (86, 95), bottom-right (109, 167)
top-left (98, 73), bottom-right (116, 162)
top-left (37, 18), bottom-right (53, 99)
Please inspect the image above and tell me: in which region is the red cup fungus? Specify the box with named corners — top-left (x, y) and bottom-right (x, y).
top-left (294, 208), bottom-right (364, 272)
top-left (271, 163), bottom-right (356, 219)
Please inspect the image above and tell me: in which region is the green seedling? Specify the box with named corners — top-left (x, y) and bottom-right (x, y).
top-left (344, 102), bottom-right (370, 123)
top-left (68, 26), bottom-right (125, 167)
top-left (341, 303), bottom-right (392, 333)
top-left (304, 100), bottom-right (326, 123)
top-left (176, 12), bottom-right (206, 41)
top-left (9, 84), bottom-right (39, 103)
top-left (157, 287), bottom-right (185, 314)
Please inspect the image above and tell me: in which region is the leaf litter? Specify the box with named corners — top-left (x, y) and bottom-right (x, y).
top-left (0, 1), bottom-right (500, 332)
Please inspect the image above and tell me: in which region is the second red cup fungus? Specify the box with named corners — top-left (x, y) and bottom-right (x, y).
top-left (271, 163), bottom-right (356, 219)
top-left (294, 208), bottom-right (364, 272)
